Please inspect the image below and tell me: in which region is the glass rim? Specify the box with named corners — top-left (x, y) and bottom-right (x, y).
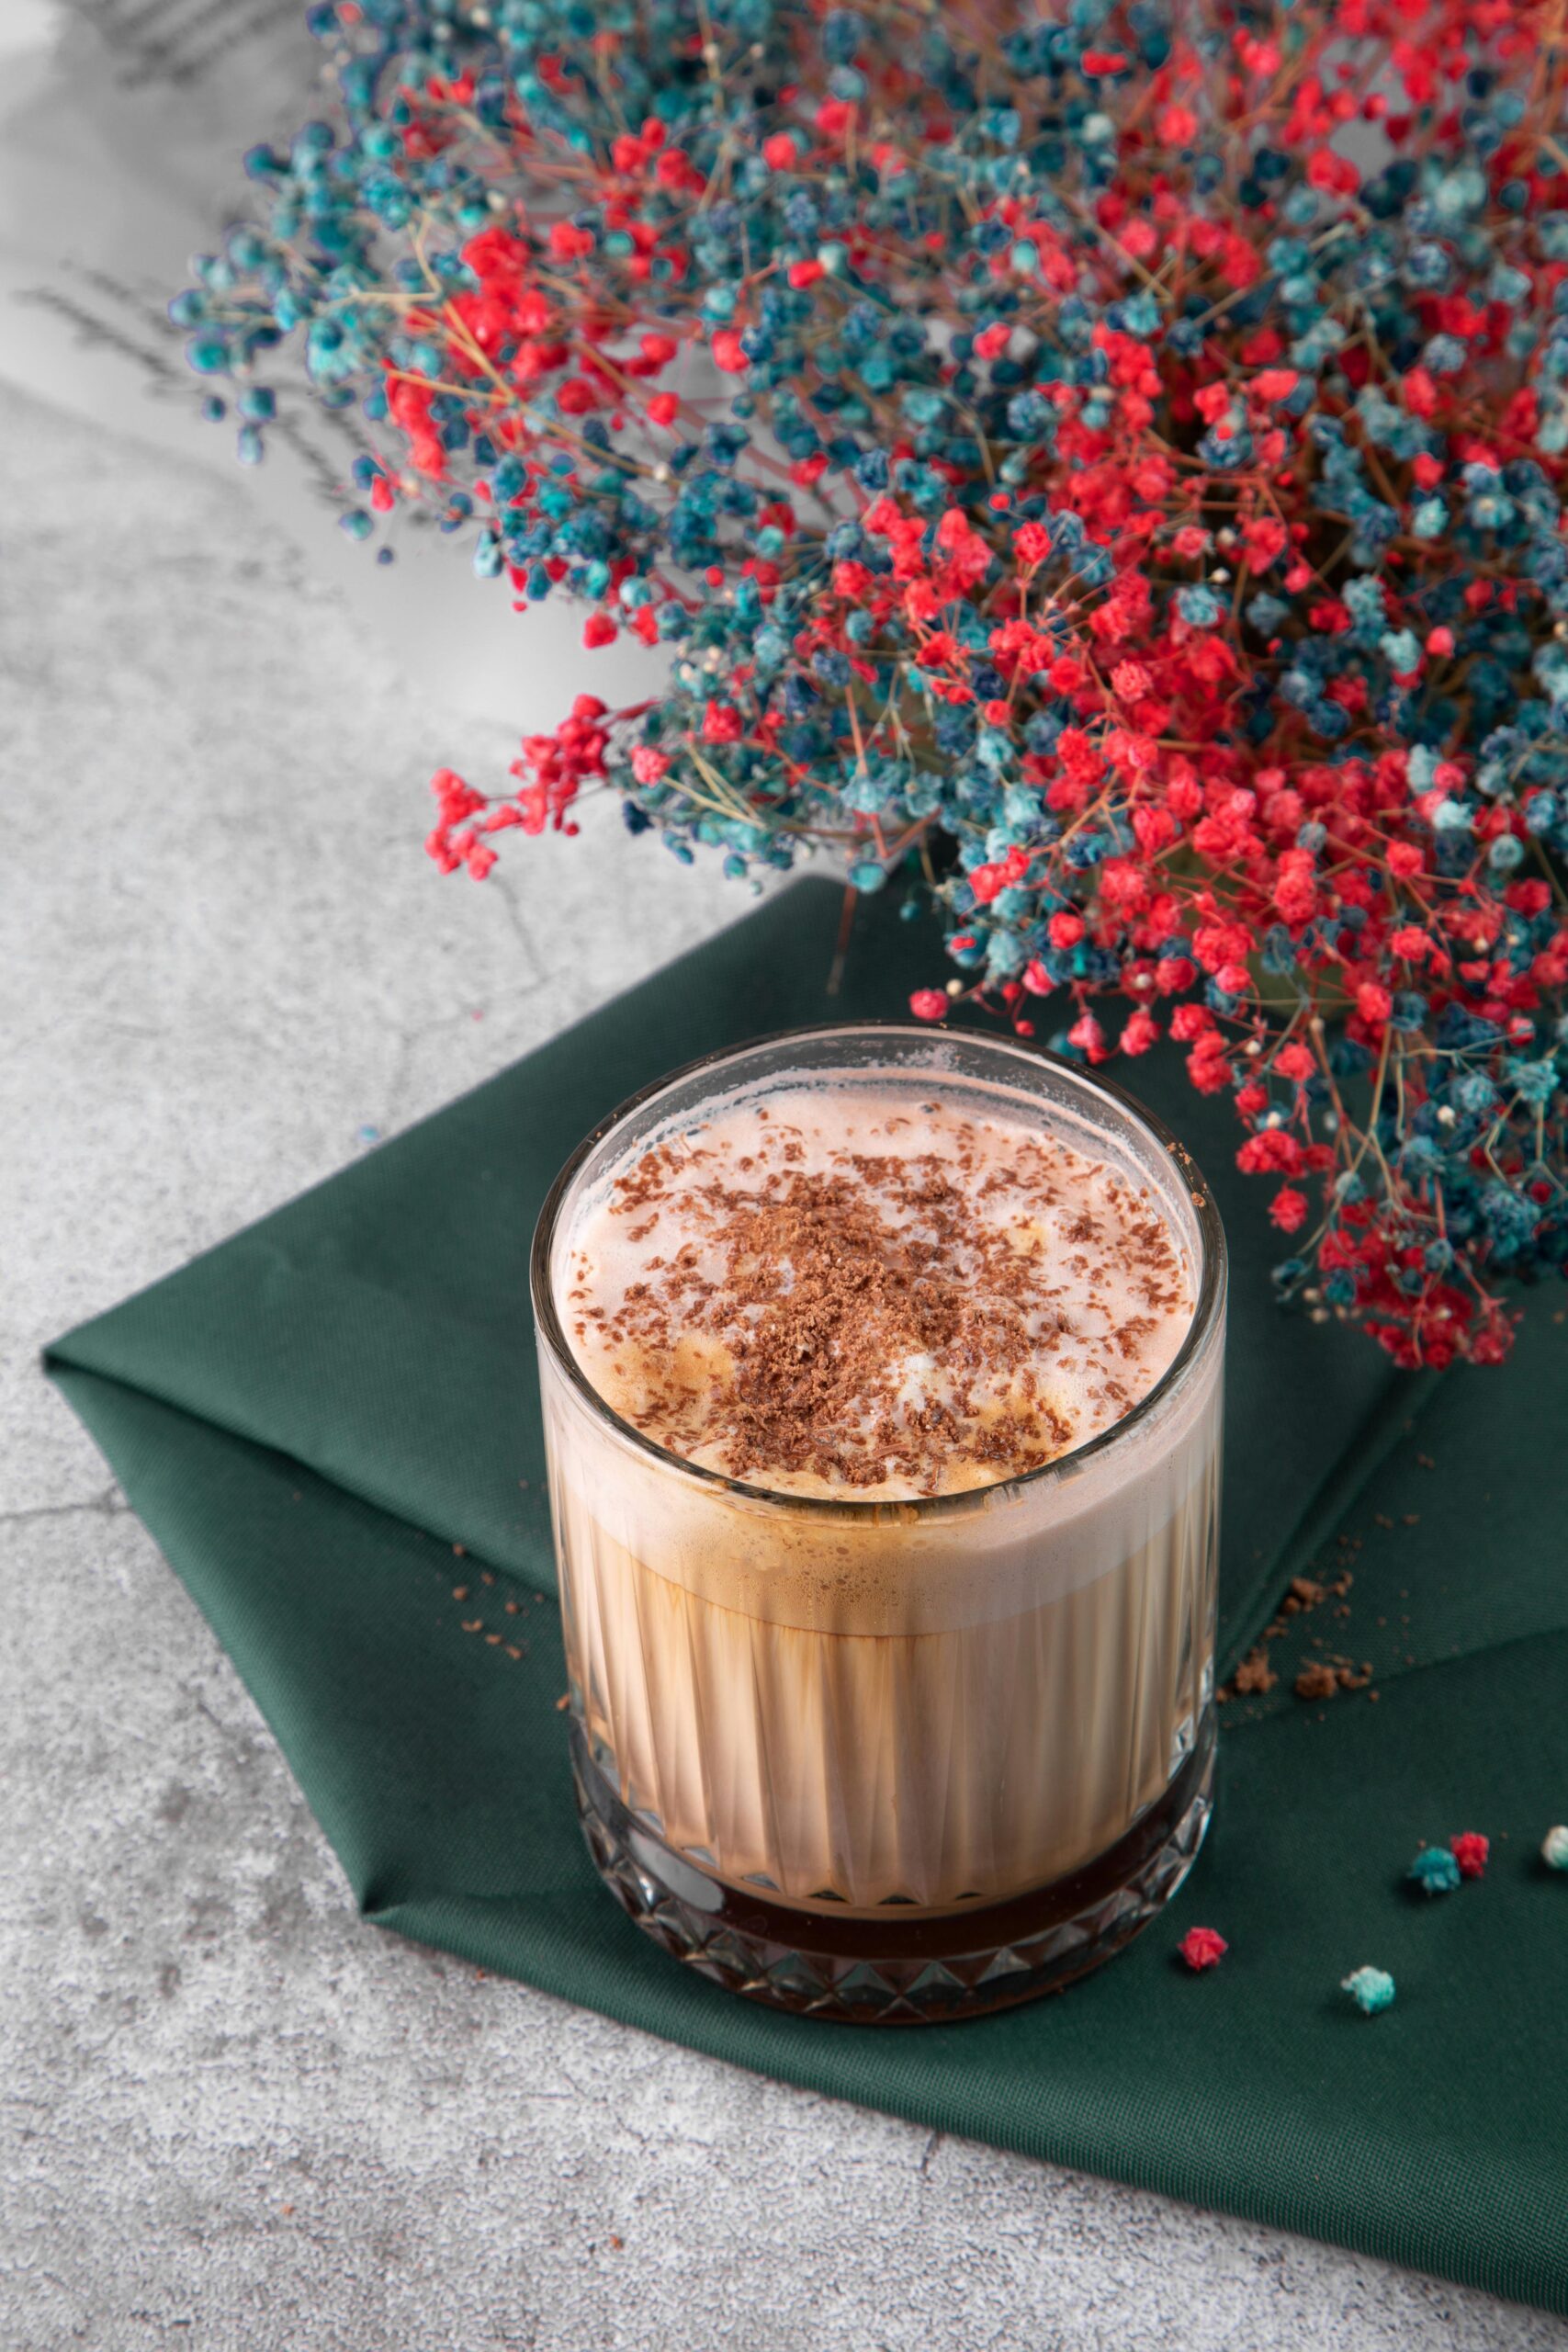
top-left (529, 1020), bottom-right (1226, 1521)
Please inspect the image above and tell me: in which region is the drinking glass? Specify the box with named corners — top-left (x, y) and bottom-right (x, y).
top-left (531, 1024), bottom-right (1225, 2023)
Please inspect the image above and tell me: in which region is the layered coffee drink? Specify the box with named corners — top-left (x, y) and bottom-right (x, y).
top-left (533, 1026), bottom-right (1224, 2020)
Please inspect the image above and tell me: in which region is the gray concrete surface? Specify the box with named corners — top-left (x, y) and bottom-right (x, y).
top-left (4, 379), bottom-right (1565, 2352)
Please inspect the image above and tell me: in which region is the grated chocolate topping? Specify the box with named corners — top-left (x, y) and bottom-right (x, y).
top-left (560, 1089), bottom-right (1192, 1498)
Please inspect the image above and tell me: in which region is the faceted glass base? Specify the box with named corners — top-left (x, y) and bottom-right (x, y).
top-left (570, 1711), bottom-right (1215, 2025)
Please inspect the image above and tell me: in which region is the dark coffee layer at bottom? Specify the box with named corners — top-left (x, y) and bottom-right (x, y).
top-left (570, 1709), bottom-right (1215, 2025)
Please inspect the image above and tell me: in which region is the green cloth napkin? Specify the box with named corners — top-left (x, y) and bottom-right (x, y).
top-left (45, 876), bottom-right (1568, 2313)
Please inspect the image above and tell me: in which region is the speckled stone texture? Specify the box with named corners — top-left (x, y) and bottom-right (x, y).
top-left (3, 380), bottom-right (1564, 2352)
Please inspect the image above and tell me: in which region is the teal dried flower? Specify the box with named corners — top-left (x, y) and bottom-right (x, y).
top-left (1408, 1845), bottom-right (1463, 1895)
top-left (1342, 1966), bottom-right (1397, 2017)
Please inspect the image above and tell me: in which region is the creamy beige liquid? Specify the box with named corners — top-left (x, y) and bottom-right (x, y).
top-left (542, 1075), bottom-right (1221, 1916)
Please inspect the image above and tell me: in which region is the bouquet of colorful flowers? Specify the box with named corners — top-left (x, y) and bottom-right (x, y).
top-left (175, 0), bottom-right (1568, 1364)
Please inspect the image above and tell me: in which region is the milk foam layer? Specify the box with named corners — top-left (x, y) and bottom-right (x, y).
top-left (558, 1084), bottom-right (1194, 1500)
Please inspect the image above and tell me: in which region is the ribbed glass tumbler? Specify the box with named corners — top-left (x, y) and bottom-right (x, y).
top-left (531, 1025), bottom-right (1225, 2024)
